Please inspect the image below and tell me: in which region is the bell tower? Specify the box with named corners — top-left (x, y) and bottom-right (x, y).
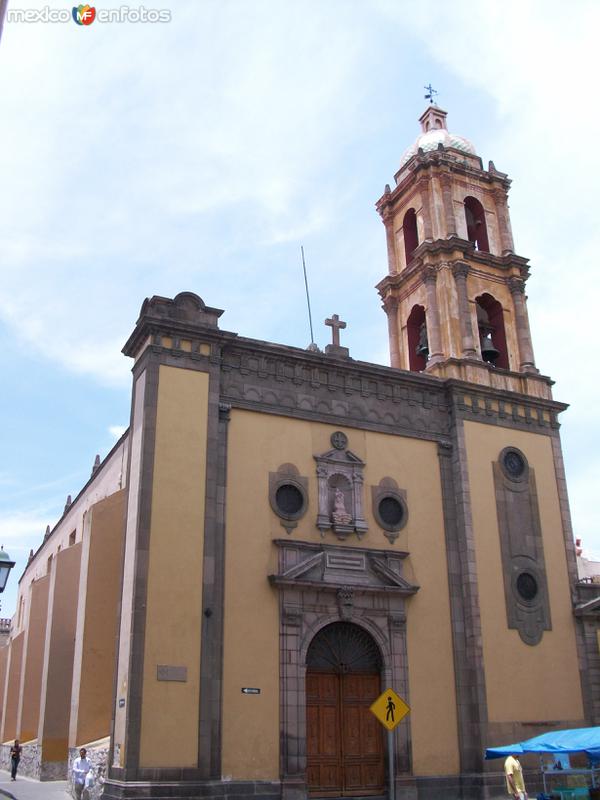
top-left (376, 106), bottom-right (549, 399)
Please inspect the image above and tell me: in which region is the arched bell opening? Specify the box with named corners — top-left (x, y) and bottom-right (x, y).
top-left (402, 208), bottom-right (419, 267)
top-left (306, 622), bottom-right (385, 797)
top-left (464, 196), bottom-right (489, 252)
top-left (476, 293), bottom-right (508, 369)
top-left (407, 304), bottom-right (427, 372)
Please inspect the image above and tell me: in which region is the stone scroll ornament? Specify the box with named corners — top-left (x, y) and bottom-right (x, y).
top-left (314, 432), bottom-right (368, 540)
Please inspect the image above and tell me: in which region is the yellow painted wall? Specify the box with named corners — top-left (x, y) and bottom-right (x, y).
top-left (2, 632), bottom-right (23, 742)
top-left (464, 421), bottom-right (583, 722)
top-left (41, 544), bottom-right (82, 762)
top-left (139, 365), bottom-right (208, 768)
top-left (0, 648), bottom-right (7, 730)
top-left (77, 490), bottom-right (126, 745)
top-left (222, 411), bottom-right (459, 779)
top-left (20, 576), bottom-right (49, 741)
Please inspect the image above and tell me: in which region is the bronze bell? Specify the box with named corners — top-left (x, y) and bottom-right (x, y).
top-left (480, 331), bottom-right (499, 363)
top-left (416, 322), bottom-right (429, 360)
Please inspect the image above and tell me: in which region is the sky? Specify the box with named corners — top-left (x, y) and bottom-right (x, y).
top-left (0, 0), bottom-right (598, 617)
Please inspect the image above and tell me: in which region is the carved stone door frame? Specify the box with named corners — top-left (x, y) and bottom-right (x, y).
top-left (269, 540), bottom-right (418, 800)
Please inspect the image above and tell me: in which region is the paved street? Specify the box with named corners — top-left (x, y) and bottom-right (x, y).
top-left (0, 770), bottom-right (69, 800)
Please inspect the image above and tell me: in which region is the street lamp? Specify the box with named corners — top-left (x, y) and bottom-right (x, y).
top-left (0, 546), bottom-right (15, 593)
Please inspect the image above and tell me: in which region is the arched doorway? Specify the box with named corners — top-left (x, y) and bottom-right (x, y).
top-left (306, 622), bottom-right (384, 797)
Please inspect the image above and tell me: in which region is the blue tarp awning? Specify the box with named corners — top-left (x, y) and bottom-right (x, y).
top-left (485, 727), bottom-right (600, 762)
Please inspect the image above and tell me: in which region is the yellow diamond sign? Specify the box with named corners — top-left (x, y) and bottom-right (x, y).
top-left (370, 688), bottom-right (410, 731)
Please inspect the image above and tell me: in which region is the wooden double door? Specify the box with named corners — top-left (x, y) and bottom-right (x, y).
top-left (306, 670), bottom-right (384, 797)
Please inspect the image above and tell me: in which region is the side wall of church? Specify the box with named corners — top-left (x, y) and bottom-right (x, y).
top-left (70, 489), bottom-right (126, 746)
top-left (221, 410), bottom-right (459, 780)
top-left (463, 421), bottom-right (584, 726)
top-left (0, 435), bottom-right (128, 776)
top-left (18, 575), bottom-right (49, 742)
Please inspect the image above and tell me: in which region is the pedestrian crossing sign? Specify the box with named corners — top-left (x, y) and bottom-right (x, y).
top-left (369, 688), bottom-right (410, 731)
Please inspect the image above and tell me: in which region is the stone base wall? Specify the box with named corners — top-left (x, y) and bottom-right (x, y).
top-left (40, 758), bottom-right (68, 781)
top-left (0, 741), bottom-right (41, 779)
top-left (101, 770), bottom-right (542, 800)
top-left (68, 739), bottom-right (110, 800)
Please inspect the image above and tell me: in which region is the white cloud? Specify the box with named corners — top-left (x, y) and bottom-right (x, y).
top-left (109, 425), bottom-right (127, 439)
top-left (0, 510), bottom-right (53, 548)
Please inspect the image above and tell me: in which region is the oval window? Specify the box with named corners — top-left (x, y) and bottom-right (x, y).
top-left (516, 572), bottom-right (538, 602)
top-left (275, 484), bottom-right (304, 517)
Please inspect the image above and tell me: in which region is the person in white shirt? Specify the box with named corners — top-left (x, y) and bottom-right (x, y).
top-left (72, 748), bottom-right (92, 800)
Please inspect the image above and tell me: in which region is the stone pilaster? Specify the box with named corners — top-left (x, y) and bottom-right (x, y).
top-left (383, 295), bottom-right (401, 368)
top-left (508, 277), bottom-right (537, 372)
top-left (451, 263), bottom-right (477, 357)
top-left (418, 179), bottom-right (434, 241)
top-left (494, 188), bottom-right (514, 254)
top-left (382, 207), bottom-right (398, 275)
top-left (440, 174), bottom-right (457, 237)
top-left (423, 267), bottom-right (443, 363)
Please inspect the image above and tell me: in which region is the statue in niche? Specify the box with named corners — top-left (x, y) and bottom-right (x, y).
top-left (332, 488), bottom-right (352, 526)
top-left (314, 432), bottom-right (368, 540)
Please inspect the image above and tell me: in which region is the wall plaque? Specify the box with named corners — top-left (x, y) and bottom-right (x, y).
top-left (157, 665), bottom-right (188, 682)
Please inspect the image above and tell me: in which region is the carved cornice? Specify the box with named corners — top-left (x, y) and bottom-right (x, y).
top-left (376, 242), bottom-right (530, 298)
top-left (123, 292), bottom-right (234, 358)
top-left (219, 338), bottom-right (451, 441)
top-left (269, 539), bottom-right (419, 597)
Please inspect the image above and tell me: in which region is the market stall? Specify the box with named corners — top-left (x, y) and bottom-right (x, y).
top-left (485, 728), bottom-right (600, 799)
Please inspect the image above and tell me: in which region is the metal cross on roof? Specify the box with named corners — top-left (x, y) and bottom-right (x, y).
top-left (325, 314), bottom-right (347, 347)
top-left (424, 83), bottom-right (438, 104)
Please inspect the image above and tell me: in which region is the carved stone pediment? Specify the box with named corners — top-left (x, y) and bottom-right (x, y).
top-left (268, 539), bottom-right (419, 597)
top-left (314, 434), bottom-right (368, 540)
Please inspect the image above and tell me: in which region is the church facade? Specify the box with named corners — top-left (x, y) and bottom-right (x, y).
top-left (1, 107), bottom-right (599, 800)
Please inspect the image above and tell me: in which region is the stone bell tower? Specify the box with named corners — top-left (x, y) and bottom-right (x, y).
top-left (376, 106), bottom-right (550, 400)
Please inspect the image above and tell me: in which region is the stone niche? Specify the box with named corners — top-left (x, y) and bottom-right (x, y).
top-left (314, 432), bottom-right (368, 540)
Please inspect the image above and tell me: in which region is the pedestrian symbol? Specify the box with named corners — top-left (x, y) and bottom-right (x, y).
top-left (386, 696), bottom-right (395, 722)
top-left (370, 688), bottom-right (410, 731)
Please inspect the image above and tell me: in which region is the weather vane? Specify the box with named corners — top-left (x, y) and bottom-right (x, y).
top-left (424, 83), bottom-right (438, 104)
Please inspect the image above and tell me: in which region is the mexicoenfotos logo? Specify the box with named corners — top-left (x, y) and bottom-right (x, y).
top-left (6, 6), bottom-right (172, 24)
top-left (72, 5), bottom-right (96, 25)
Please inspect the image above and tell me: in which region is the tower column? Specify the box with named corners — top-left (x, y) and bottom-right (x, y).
top-left (509, 277), bottom-right (537, 372)
top-left (440, 174), bottom-right (457, 236)
top-left (418, 179), bottom-right (434, 240)
top-left (424, 268), bottom-right (443, 363)
top-left (494, 189), bottom-right (514, 253)
top-left (452, 263), bottom-right (478, 357)
top-left (382, 206), bottom-right (398, 274)
top-left (383, 296), bottom-right (401, 368)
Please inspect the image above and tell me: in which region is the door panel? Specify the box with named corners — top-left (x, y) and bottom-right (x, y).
top-left (307, 670), bottom-right (384, 797)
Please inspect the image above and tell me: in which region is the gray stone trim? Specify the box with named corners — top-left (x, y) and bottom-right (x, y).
top-left (442, 418), bottom-right (488, 773)
top-left (371, 479), bottom-right (408, 544)
top-left (268, 464), bottom-right (309, 535)
top-left (197, 354), bottom-right (229, 777)
top-left (220, 344), bottom-right (450, 443)
top-left (271, 539), bottom-right (415, 800)
top-left (493, 458), bottom-right (551, 645)
top-left (103, 777), bottom-right (281, 798)
top-left (118, 357), bottom-right (161, 773)
top-left (109, 361), bottom-right (143, 775)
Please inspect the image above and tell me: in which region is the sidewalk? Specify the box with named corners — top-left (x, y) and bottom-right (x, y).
top-left (0, 770), bottom-right (69, 800)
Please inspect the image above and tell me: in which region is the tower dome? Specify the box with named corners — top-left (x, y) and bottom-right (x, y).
top-left (399, 106), bottom-right (476, 169)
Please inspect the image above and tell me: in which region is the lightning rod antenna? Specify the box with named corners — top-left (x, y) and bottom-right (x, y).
top-left (300, 245), bottom-right (315, 347)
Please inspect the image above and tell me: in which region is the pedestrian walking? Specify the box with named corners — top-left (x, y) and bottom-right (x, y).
top-left (10, 739), bottom-right (21, 781)
top-left (504, 753), bottom-right (528, 800)
top-left (72, 747), bottom-right (92, 800)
